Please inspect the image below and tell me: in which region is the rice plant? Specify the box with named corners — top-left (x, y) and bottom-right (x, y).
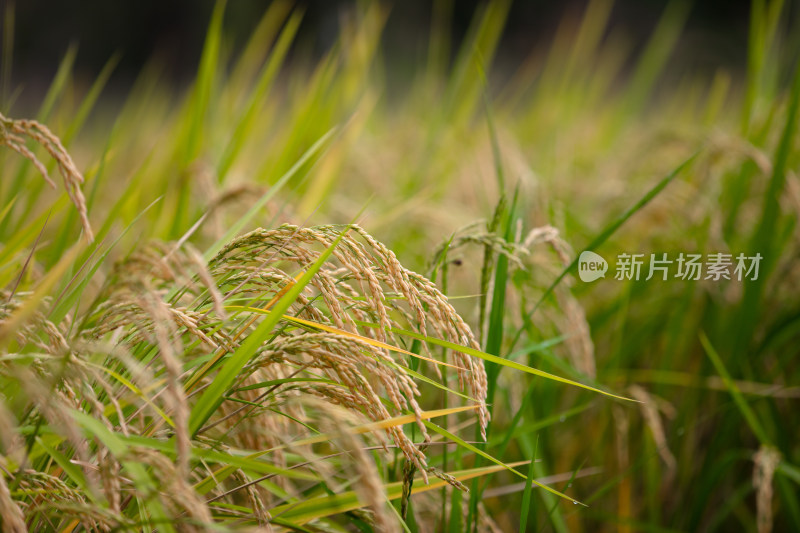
top-left (1, 0), bottom-right (799, 531)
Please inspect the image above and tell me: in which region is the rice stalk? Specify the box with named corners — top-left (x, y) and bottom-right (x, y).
top-left (753, 445), bottom-right (781, 533)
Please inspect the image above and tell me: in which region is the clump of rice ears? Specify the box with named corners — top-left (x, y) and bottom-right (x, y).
top-left (6, 0), bottom-right (797, 529)
top-left (0, 227), bottom-right (487, 529)
top-left (0, 109), bottom-right (619, 529)
top-left (0, 115), bottom-right (531, 530)
top-left (0, 112), bottom-right (93, 242)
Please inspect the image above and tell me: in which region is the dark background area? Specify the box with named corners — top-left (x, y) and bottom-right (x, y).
top-left (3, 0), bottom-right (754, 93)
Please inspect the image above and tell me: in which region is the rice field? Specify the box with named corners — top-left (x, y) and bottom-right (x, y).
top-left (1, 0), bottom-right (799, 531)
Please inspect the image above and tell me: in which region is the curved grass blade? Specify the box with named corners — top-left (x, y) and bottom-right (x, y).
top-left (192, 406), bottom-right (475, 497)
top-left (70, 410), bottom-right (174, 531)
top-left (203, 127), bottom-right (338, 261)
top-left (270, 461), bottom-right (530, 525)
top-left (62, 53), bottom-right (120, 146)
top-left (523, 152), bottom-right (698, 324)
top-left (389, 326), bottom-right (633, 402)
top-left (217, 8), bottom-right (304, 182)
top-left (268, 405), bottom-right (479, 451)
top-left (84, 361), bottom-right (175, 427)
top-left (7, 210), bottom-right (49, 302)
top-left (0, 196), bottom-right (16, 227)
top-left (34, 437), bottom-right (91, 497)
top-left (699, 332), bottom-right (771, 445)
top-left (518, 441), bottom-right (538, 532)
top-left (0, 244), bottom-right (81, 347)
top-left (423, 419), bottom-right (586, 506)
top-left (224, 305), bottom-right (467, 371)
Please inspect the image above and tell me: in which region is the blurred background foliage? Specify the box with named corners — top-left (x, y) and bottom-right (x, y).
top-left (1, 0), bottom-right (800, 531)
